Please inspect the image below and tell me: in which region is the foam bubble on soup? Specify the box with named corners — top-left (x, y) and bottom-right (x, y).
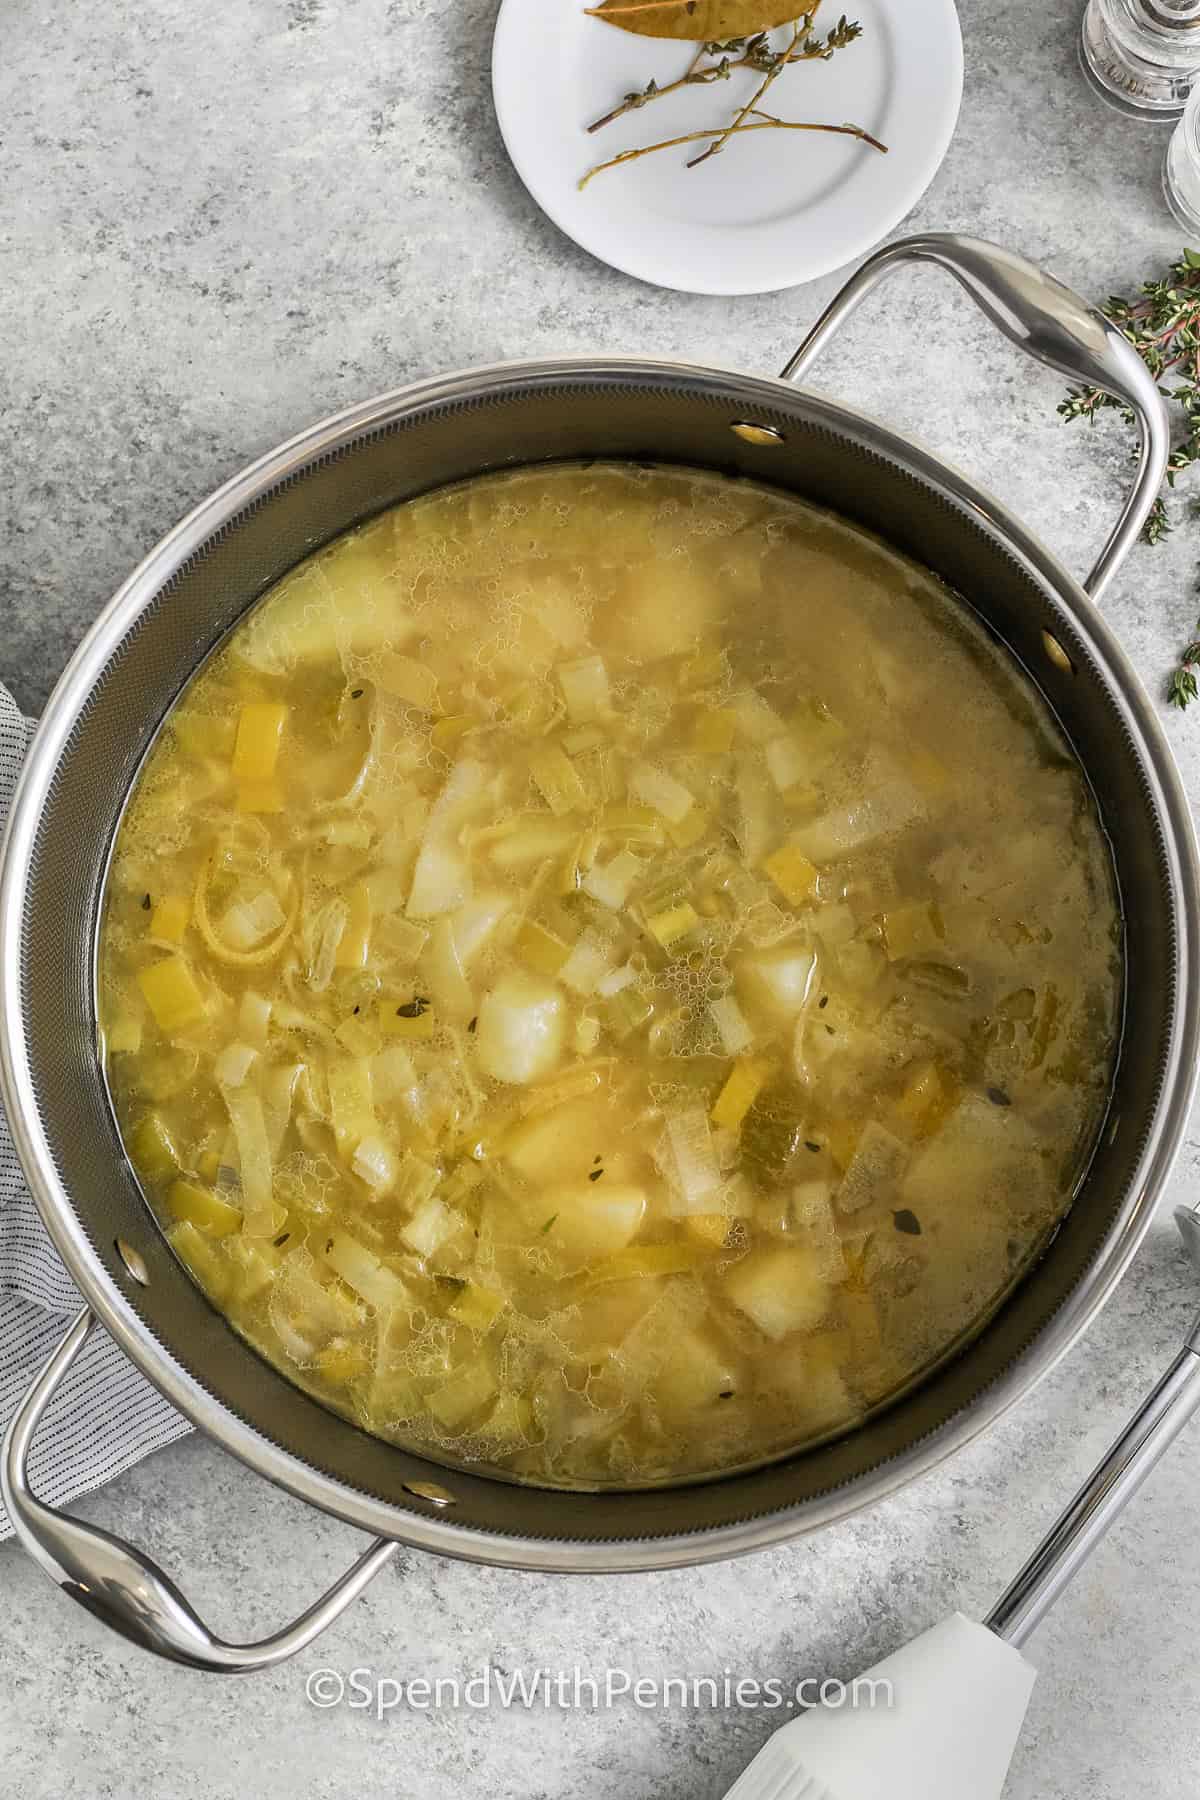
top-left (97, 464), bottom-right (1121, 1488)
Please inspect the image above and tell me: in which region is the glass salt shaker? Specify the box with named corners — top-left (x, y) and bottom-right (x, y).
top-left (1164, 80), bottom-right (1200, 226)
top-left (1081, 0), bottom-right (1200, 118)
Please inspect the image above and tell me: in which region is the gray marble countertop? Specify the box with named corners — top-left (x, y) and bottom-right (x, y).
top-left (5, 0), bottom-right (1200, 1794)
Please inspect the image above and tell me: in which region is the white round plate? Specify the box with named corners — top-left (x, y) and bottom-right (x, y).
top-left (492, 0), bottom-right (962, 295)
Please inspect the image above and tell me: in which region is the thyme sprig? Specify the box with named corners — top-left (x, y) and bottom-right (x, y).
top-left (1058, 248), bottom-right (1200, 707)
top-left (586, 12), bottom-right (862, 134)
top-left (687, 15), bottom-right (802, 166)
top-left (577, 108), bottom-right (885, 187)
top-left (580, 9), bottom-right (881, 186)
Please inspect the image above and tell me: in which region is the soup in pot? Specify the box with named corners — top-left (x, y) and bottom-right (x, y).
top-left (97, 464), bottom-right (1121, 1486)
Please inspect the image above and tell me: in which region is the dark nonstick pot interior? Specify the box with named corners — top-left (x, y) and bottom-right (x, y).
top-left (11, 364), bottom-right (1183, 1547)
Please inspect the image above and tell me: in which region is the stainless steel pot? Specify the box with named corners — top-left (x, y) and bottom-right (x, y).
top-left (3, 235), bottom-right (1198, 1673)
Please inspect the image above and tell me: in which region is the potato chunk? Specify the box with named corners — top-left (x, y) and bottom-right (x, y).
top-left (475, 972), bottom-right (566, 1085)
top-left (723, 1247), bottom-right (831, 1339)
top-left (543, 1181), bottom-right (648, 1259)
top-left (655, 1328), bottom-right (741, 1417)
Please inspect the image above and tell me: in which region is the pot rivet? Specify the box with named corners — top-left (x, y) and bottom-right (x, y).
top-left (1041, 630), bottom-right (1075, 675)
top-left (115, 1238), bottom-right (150, 1287)
top-left (730, 421), bottom-right (786, 447)
top-left (403, 1481), bottom-right (456, 1507)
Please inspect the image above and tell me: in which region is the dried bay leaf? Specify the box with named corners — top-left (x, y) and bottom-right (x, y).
top-left (584, 0), bottom-right (803, 42)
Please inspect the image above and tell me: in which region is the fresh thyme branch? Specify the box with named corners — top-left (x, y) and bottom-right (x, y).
top-left (579, 7), bottom-right (882, 186)
top-left (1059, 249), bottom-right (1200, 709)
top-left (586, 14), bottom-right (863, 134)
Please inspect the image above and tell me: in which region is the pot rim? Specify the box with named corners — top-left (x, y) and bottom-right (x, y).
top-left (4, 352), bottom-right (1199, 1571)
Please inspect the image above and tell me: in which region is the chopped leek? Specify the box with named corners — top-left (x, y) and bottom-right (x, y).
top-left (882, 901), bottom-right (941, 961)
top-left (598, 805), bottom-right (665, 849)
top-left (221, 890), bottom-right (287, 953)
top-left (710, 1056), bottom-right (769, 1132)
top-left (708, 994), bottom-right (754, 1058)
top-left (585, 1241), bottom-right (713, 1283)
top-left (327, 1057), bottom-right (376, 1156)
top-left (630, 761), bottom-right (694, 826)
top-left (334, 882), bottom-right (372, 969)
top-left (322, 1230), bottom-right (408, 1307)
top-left (582, 848), bottom-right (643, 910)
top-left (488, 815), bottom-right (577, 870)
top-left (835, 1121), bottom-right (909, 1216)
top-left (129, 1112), bottom-right (180, 1182)
top-left (600, 985), bottom-right (654, 1040)
top-left (427, 1361), bottom-right (497, 1430)
top-left (394, 1150), bottom-right (441, 1212)
top-left (167, 1179), bottom-right (242, 1237)
top-left (425, 918), bottom-right (475, 1023)
top-left (317, 1337), bottom-right (372, 1384)
top-left (530, 744), bottom-right (588, 816)
top-left (645, 901), bottom-right (699, 951)
top-left (105, 1013), bottom-right (143, 1055)
top-left (734, 754), bottom-right (772, 867)
top-left (232, 701), bottom-right (287, 783)
top-left (557, 653), bottom-right (611, 722)
top-left (213, 1041), bottom-right (258, 1088)
top-left (448, 1283), bottom-right (507, 1330)
top-left (169, 1220), bottom-right (233, 1303)
top-left (238, 989), bottom-right (272, 1045)
top-left (351, 1135), bottom-right (399, 1193)
top-left (663, 1107), bottom-right (721, 1215)
top-left (137, 957), bottom-right (206, 1033)
top-left (515, 918), bottom-right (572, 977)
top-left (485, 1390), bottom-right (534, 1444)
top-left (762, 843), bottom-right (819, 907)
top-left (891, 1061), bottom-right (958, 1139)
top-left (431, 714), bottom-right (476, 753)
top-left (684, 1212), bottom-right (731, 1246)
top-left (148, 895), bottom-right (189, 944)
top-left (401, 1194), bottom-right (454, 1258)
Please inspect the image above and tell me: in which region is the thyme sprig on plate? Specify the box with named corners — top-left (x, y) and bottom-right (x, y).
top-left (577, 108), bottom-right (885, 187)
top-left (586, 12), bottom-right (862, 134)
top-left (579, 8), bottom-right (882, 187)
top-left (1058, 248), bottom-right (1200, 707)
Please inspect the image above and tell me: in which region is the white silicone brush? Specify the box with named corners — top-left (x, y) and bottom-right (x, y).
top-left (722, 1203), bottom-right (1200, 1800)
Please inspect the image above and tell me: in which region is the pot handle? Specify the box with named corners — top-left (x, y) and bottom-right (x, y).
top-left (1, 1308), bottom-right (399, 1672)
top-left (779, 232), bottom-right (1169, 603)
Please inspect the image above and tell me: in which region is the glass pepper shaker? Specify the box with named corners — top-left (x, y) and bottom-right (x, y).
top-left (1164, 80), bottom-right (1200, 225)
top-left (1081, 0), bottom-right (1200, 118)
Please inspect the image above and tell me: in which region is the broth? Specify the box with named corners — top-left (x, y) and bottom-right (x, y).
top-left (97, 463), bottom-right (1121, 1487)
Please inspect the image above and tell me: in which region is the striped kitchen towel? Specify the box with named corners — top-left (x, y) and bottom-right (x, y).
top-left (0, 682), bottom-right (190, 1542)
